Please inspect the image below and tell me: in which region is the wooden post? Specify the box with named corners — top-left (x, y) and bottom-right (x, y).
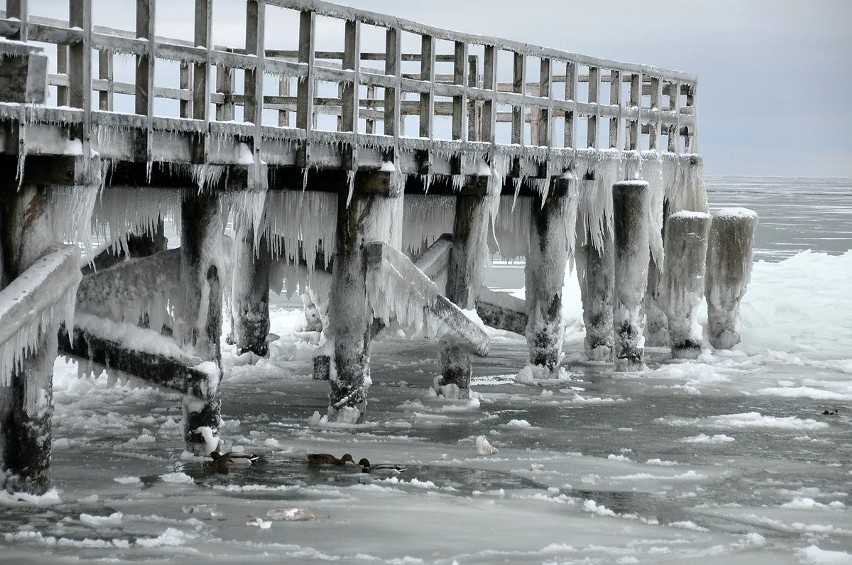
top-left (511, 52), bottom-right (525, 145)
top-left (612, 180), bottom-right (650, 371)
top-left (525, 179), bottom-right (570, 373)
top-left (663, 211), bottom-right (711, 359)
top-left (705, 208), bottom-right (758, 350)
top-left (327, 174), bottom-right (400, 423)
top-left (437, 183), bottom-right (491, 396)
top-left (0, 186), bottom-right (57, 493)
top-left (644, 201), bottom-right (669, 347)
top-left (452, 40), bottom-right (468, 141)
top-left (587, 66), bottom-right (599, 149)
top-left (135, 0), bottom-right (155, 164)
top-left (179, 193), bottom-right (223, 454)
top-left (230, 217), bottom-right (271, 357)
top-left (575, 220), bottom-right (615, 361)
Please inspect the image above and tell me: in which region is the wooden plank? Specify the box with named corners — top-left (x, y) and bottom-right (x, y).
top-left (6, 0), bottom-right (27, 41)
top-left (0, 45), bottom-right (47, 104)
top-left (193, 0), bottom-right (212, 123)
top-left (467, 54), bottom-right (479, 142)
top-left (511, 52), bottom-right (524, 145)
top-left (419, 34), bottom-right (434, 139)
top-left (98, 49), bottom-right (113, 111)
top-left (340, 19), bottom-right (360, 134)
top-left (627, 72), bottom-right (642, 150)
top-left (384, 27), bottom-right (401, 139)
top-left (135, 0), bottom-right (155, 162)
top-left (586, 65), bottom-right (599, 149)
top-left (69, 0), bottom-right (92, 156)
top-left (481, 46), bottom-right (496, 143)
top-left (536, 57), bottom-right (552, 147)
top-left (216, 65), bottom-right (235, 121)
top-left (609, 69), bottom-right (621, 149)
top-left (564, 62), bottom-right (576, 148)
top-left (56, 43), bottom-right (69, 106)
top-left (451, 40), bottom-right (468, 141)
top-left (649, 76), bottom-right (661, 150)
top-left (244, 0), bottom-right (265, 187)
top-left (296, 10), bottom-right (315, 132)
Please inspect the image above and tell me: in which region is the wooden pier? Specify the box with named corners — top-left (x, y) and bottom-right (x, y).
top-left (0, 0), bottom-right (727, 493)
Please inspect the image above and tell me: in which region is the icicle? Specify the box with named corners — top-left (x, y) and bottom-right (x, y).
top-left (346, 169), bottom-right (356, 207)
top-left (402, 195), bottom-right (455, 257)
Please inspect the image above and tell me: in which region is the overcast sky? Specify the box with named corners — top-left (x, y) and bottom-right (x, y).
top-left (33, 0), bottom-right (852, 177)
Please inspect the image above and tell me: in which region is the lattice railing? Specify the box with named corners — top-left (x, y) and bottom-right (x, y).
top-left (0, 0), bottom-right (698, 161)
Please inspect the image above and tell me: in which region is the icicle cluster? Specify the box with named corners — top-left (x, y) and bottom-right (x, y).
top-left (90, 188), bottom-right (184, 257)
top-left (366, 257), bottom-right (440, 338)
top-left (402, 195), bottom-right (455, 257)
top-left (264, 191), bottom-right (337, 269)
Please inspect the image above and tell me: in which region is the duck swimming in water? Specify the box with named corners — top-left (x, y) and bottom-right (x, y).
top-left (306, 453), bottom-right (356, 465)
top-left (358, 458), bottom-right (406, 475)
top-left (206, 451), bottom-right (259, 473)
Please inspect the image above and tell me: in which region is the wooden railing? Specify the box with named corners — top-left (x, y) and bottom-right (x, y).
top-left (0, 0), bottom-right (698, 174)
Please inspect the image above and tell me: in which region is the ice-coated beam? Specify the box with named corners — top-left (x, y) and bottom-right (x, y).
top-left (179, 192), bottom-right (224, 455)
top-left (575, 221), bottom-right (614, 361)
top-left (525, 179), bottom-right (570, 373)
top-left (612, 180), bottom-right (650, 372)
top-left (229, 219), bottom-right (271, 357)
top-left (662, 211), bottom-right (711, 359)
top-left (439, 190), bottom-right (491, 394)
top-left (476, 287), bottom-right (527, 335)
top-left (705, 208), bottom-right (758, 349)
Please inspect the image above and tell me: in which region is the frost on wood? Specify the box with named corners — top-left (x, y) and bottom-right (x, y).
top-left (662, 212), bottom-right (711, 358)
top-left (0, 245), bottom-right (81, 404)
top-left (705, 208), bottom-right (759, 350)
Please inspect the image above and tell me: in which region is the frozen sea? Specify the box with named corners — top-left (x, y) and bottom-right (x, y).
top-left (1, 177), bottom-right (851, 564)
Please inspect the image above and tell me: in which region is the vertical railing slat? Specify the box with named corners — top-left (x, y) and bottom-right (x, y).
top-left (537, 57), bottom-right (551, 147)
top-left (467, 54), bottom-right (478, 142)
top-left (481, 45), bottom-right (496, 144)
top-left (193, 0), bottom-right (212, 123)
top-left (586, 66), bottom-right (599, 149)
top-left (69, 0), bottom-right (92, 156)
top-left (245, 0), bottom-right (265, 187)
top-left (649, 76), bottom-right (660, 150)
top-left (419, 34), bottom-right (434, 140)
top-left (627, 71), bottom-right (641, 150)
top-left (341, 19), bottom-right (360, 134)
top-left (452, 40), bottom-right (468, 141)
top-left (511, 52), bottom-right (524, 145)
top-left (7, 0), bottom-right (28, 41)
top-left (99, 50), bottom-right (114, 111)
top-left (384, 27), bottom-right (401, 139)
top-left (179, 62), bottom-right (190, 117)
top-left (296, 10), bottom-right (315, 132)
top-left (135, 0), bottom-right (155, 163)
top-left (564, 61), bottom-right (576, 149)
top-left (609, 69), bottom-right (621, 149)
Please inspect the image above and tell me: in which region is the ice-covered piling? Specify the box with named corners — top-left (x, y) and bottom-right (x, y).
top-left (705, 208), bottom-right (758, 349)
top-left (525, 179), bottom-right (570, 373)
top-left (662, 211), bottom-right (711, 359)
top-left (575, 222), bottom-right (615, 361)
top-left (0, 187), bottom-right (79, 493)
top-left (438, 185), bottom-right (491, 395)
top-left (612, 180), bottom-right (651, 371)
top-left (327, 171), bottom-right (401, 423)
top-left (179, 193), bottom-right (224, 454)
top-left (229, 219), bottom-right (271, 357)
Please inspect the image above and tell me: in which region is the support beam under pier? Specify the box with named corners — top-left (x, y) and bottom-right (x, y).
top-left (525, 179), bottom-right (570, 375)
top-left (612, 180), bottom-right (651, 372)
top-left (178, 192), bottom-right (224, 455)
top-left (438, 182), bottom-right (492, 397)
top-left (327, 171), bottom-right (401, 423)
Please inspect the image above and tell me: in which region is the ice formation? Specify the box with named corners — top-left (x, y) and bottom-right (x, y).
top-left (264, 190), bottom-right (336, 270)
top-left (402, 194), bottom-right (456, 257)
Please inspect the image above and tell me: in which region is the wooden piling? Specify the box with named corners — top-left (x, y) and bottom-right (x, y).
top-left (0, 186), bottom-right (58, 493)
top-left (575, 222), bottom-right (615, 361)
top-left (327, 172), bottom-right (401, 423)
top-left (612, 180), bottom-right (650, 372)
top-left (230, 218), bottom-right (271, 357)
top-left (705, 208), bottom-right (758, 350)
top-left (438, 186), bottom-right (491, 396)
top-left (179, 192), bottom-right (224, 454)
top-left (525, 179), bottom-right (570, 373)
top-left (663, 211), bottom-right (711, 359)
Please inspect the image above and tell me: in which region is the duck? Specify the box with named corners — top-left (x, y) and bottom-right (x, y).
top-left (305, 453), bottom-right (356, 465)
top-left (822, 408), bottom-right (839, 416)
top-left (206, 451), bottom-right (259, 473)
top-left (358, 458), bottom-right (407, 476)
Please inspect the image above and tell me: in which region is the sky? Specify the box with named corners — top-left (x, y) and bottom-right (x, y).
top-left (29, 0), bottom-right (852, 177)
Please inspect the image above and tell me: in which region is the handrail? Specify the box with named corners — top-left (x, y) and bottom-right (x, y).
top-left (0, 0), bottom-right (699, 160)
